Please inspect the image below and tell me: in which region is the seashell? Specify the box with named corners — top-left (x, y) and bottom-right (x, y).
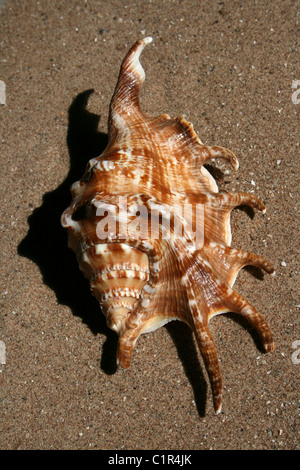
top-left (61, 37), bottom-right (275, 414)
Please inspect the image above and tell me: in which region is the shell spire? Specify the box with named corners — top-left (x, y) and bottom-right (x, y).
top-left (61, 38), bottom-right (275, 415)
top-left (108, 36), bottom-right (153, 138)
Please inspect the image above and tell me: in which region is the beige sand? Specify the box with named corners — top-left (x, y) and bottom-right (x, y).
top-left (0, 0), bottom-right (299, 450)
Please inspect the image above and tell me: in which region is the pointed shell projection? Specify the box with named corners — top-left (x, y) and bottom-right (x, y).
top-left (61, 37), bottom-right (275, 414)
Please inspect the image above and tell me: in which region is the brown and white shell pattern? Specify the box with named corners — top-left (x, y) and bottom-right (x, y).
top-left (61, 37), bottom-right (275, 414)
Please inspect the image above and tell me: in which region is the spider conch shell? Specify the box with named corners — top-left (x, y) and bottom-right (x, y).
top-left (61, 37), bottom-right (275, 414)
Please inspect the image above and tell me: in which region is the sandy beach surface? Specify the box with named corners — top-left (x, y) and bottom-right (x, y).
top-left (0, 0), bottom-right (299, 450)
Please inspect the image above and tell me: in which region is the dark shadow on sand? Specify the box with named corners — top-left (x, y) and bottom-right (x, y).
top-left (18, 90), bottom-right (117, 374)
top-left (165, 322), bottom-right (208, 417)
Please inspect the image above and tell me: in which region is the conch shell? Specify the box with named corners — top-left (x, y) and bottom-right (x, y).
top-left (61, 37), bottom-right (275, 414)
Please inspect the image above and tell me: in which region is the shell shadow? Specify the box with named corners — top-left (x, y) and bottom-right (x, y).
top-left (223, 310), bottom-right (268, 354)
top-left (18, 89), bottom-right (118, 374)
top-left (165, 321), bottom-right (208, 417)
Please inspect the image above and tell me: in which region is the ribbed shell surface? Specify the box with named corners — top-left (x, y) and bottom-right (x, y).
top-left (61, 37), bottom-right (275, 414)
